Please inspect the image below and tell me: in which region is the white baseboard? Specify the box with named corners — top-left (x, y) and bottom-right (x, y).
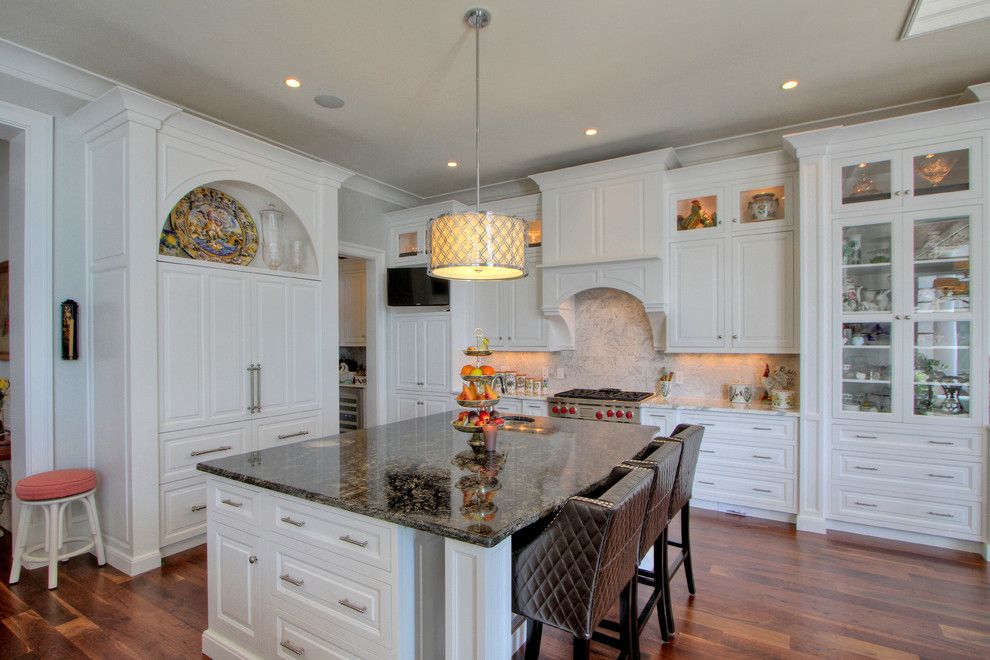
top-left (202, 630), bottom-right (256, 660)
top-left (824, 518), bottom-right (984, 555)
top-left (161, 534), bottom-right (205, 559)
top-left (796, 514), bottom-right (828, 534)
top-left (104, 542), bottom-right (162, 576)
top-left (691, 498), bottom-right (797, 524)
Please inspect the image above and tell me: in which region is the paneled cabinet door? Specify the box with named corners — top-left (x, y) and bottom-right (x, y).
top-left (507, 270), bottom-right (546, 348)
top-left (423, 396), bottom-right (452, 416)
top-left (209, 522), bottom-right (264, 653)
top-left (254, 278), bottom-right (321, 418)
top-left (473, 280), bottom-right (502, 346)
top-left (159, 265), bottom-right (251, 432)
top-left (392, 394), bottom-right (422, 422)
top-left (669, 239), bottom-right (726, 349)
top-left (731, 231), bottom-right (796, 351)
top-left (392, 315), bottom-right (422, 391)
top-left (339, 262), bottom-right (366, 346)
top-left (421, 316), bottom-right (451, 393)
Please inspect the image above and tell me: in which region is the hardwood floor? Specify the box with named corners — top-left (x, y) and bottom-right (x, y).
top-left (1, 509), bottom-right (988, 659)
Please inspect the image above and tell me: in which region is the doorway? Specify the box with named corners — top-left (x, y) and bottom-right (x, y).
top-left (338, 243), bottom-right (386, 428)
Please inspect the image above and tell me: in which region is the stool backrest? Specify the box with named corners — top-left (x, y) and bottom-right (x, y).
top-left (512, 466), bottom-right (653, 638)
top-left (663, 423), bottom-right (705, 522)
top-left (621, 439), bottom-right (681, 558)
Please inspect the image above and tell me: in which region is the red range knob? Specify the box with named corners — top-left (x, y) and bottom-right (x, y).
top-left (595, 411), bottom-right (603, 420)
top-left (625, 411), bottom-right (634, 419)
top-left (606, 410), bottom-right (614, 417)
top-left (551, 405), bottom-right (559, 414)
top-left (569, 407), bottom-right (577, 415)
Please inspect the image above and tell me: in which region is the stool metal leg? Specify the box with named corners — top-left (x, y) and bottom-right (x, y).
top-left (47, 502), bottom-right (61, 589)
top-left (82, 492), bottom-right (107, 566)
top-left (524, 620), bottom-right (543, 660)
top-left (682, 506), bottom-right (696, 595)
top-left (8, 502), bottom-right (32, 584)
top-left (572, 636), bottom-right (590, 660)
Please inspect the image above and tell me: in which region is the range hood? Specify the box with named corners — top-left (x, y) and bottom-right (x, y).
top-left (530, 148), bottom-right (677, 351)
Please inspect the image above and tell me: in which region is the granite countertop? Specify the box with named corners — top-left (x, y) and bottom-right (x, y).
top-left (198, 413), bottom-right (660, 548)
top-left (641, 396), bottom-right (800, 417)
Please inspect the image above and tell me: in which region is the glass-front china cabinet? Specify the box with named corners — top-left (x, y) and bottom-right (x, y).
top-left (834, 140), bottom-right (979, 424)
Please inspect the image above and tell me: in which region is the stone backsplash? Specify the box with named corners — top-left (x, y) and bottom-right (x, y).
top-left (485, 288), bottom-right (799, 400)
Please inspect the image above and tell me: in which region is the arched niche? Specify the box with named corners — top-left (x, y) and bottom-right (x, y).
top-left (159, 179), bottom-right (318, 276)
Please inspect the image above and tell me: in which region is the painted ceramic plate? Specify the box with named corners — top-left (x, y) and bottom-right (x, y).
top-left (169, 187), bottom-right (258, 265)
top-left (158, 227), bottom-right (182, 257)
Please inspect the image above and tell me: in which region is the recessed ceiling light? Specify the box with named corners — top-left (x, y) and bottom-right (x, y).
top-left (314, 94), bottom-right (345, 109)
top-left (284, 77), bottom-right (302, 88)
top-left (585, 128), bottom-right (598, 136)
top-left (780, 80), bottom-right (799, 90)
top-left (447, 161), bottom-right (459, 168)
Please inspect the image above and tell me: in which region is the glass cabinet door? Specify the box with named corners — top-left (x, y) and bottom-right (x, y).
top-left (840, 221), bottom-right (894, 315)
top-left (913, 320), bottom-right (970, 419)
top-left (840, 322), bottom-right (894, 415)
top-left (911, 212), bottom-right (971, 314)
top-left (836, 155), bottom-right (897, 210)
top-left (673, 192), bottom-right (720, 235)
top-left (904, 140), bottom-right (979, 205)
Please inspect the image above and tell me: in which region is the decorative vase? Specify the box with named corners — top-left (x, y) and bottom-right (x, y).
top-left (748, 192), bottom-right (779, 221)
top-left (259, 203), bottom-right (285, 270)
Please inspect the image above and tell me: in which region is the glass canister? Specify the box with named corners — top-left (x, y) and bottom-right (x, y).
top-left (516, 374), bottom-right (527, 395)
top-left (259, 203), bottom-right (285, 270)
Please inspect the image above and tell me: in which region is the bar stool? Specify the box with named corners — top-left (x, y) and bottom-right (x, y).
top-left (512, 465), bottom-right (654, 659)
top-left (9, 469), bottom-right (106, 589)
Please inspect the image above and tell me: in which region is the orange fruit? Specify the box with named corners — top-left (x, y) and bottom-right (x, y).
top-left (480, 365), bottom-right (496, 376)
top-left (460, 364), bottom-right (474, 377)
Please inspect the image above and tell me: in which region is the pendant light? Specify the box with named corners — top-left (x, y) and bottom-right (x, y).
top-left (427, 8), bottom-right (527, 281)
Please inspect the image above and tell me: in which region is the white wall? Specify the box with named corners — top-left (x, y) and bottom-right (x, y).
top-left (339, 186), bottom-right (401, 250)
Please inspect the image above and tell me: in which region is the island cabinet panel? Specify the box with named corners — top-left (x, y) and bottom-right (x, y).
top-left (208, 522), bottom-right (265, 654)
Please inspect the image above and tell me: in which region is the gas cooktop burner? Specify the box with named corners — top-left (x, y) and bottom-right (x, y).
top-left (553, 388), bottom-right (653, 402)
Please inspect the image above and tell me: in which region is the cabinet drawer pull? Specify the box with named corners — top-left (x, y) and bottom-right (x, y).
top-left (927, 511), bottom-right (954, 518)
top-left (190, 445), bottom-right (232, 457)
top-left (190, 504), bottom-right (207, 512)
top-left (752, 455), bottom-right (773, 460)
top-left (338, 598), bottom-right (367, 614)
top-left (854, 501), bottom-right (878, 508)
top-left (928, 440), bottom-right (954, 446)
top-left (277, 430), bottom-right (311, 440)
top-left (220, 498), bottom-right (243, 508)
top-left (280, 639), bottom-right (305, 655)
top-left (339, 535), bottom-right (369, 548)
top-left (752, 426), bottom-right (773, 431)
top-left (853, 466), bottom-right (878, 471)
top-left (697, 480), bottom-right (715, 486)
top-left (752, 487), bottom-right (772, 493)
top-left (927, 473), bottom-right (954, 479)
top-left (280, 573), bottom-right (305, 587)
top-left (699, 449), bottom-right (715, 454)
top-left (280, 515), bottom-right (306, 527)
top-left (854, 434), bottom-right (877, 439)
top-left (698, 423), bottom-right (715, 427)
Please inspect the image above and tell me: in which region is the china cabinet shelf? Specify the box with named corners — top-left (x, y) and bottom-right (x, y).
top-left (843, 345), bottom-right (891, 349)
top-left (842, 379), bottom-right (891, 385)
top-left (914, 345), bottom-right (969, 350)
top-left (843, 262), bottom-right (890, 270)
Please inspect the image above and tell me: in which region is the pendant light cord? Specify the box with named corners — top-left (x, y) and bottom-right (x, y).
top-left (474, 12), bottom-right (481, 213)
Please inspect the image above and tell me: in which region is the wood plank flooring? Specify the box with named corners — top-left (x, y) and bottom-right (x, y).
top-left (1, 509), bottom-right (989, 659)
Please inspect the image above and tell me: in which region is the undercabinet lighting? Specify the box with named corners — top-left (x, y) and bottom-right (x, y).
top-left (284, 77), bottom-right (302, 88)
top-left (780, 80), bottom-right (799, 90)
top-left (448, 161), bottom-right (459, 168)
top-left (585, 128), bottom-right (598, 136)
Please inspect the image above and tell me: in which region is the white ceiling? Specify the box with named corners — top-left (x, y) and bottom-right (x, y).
top-left (1, 0), bottom-right (989, 197)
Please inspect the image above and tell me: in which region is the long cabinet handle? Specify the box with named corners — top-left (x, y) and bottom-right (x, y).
top-left (927, 511), bottom-right (954, 518)
top-left (280, 573), bottom-right (305, 587)
top-left (248, 364), bottom-right (258, 413)
top-left (255, 365), bottom-right (263, 413)
top-left (280, 639), bottom-right (305, 656)
top-left (697, 480), bottom-right (715, 486)
top-left (927, 474), bottom-right (954, 479)
top-left (699, 449), bottom-right (715, 454)
top-left (752, 455), bottom-right (773, 460)
top-left (928, 440), bottom-right (954, 446)
top-left (853, 466), bottom-right (878, 471)
top-left (191, 504), bottom-right (207, 512)
top-left (190, 445), bottom-right (232, 457)
top-left (854, 434), bottom-right (877, 439)
top-left (752, 487), bottom-right (772, 493)
top-left (280, 516), bottom-right (306, 527)
top-left (752, 427), bottom-right (773, 431)
top-left (338, 598), bottom-right (367, 614)
top-left (339, 535), bottom-right (368, 548)
top-left (221, 498), bottom-right (243, 508)
top-left (277, 430), bottom-right (311, 440)
top-left (854, 501), bottom-right (877, 508)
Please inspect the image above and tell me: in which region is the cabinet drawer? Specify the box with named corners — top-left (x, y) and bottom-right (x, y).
top-left (208, 479), bottom-right (261, 526)
top-left (678, 412), bottom-right (796, 442)
top-left (698, 439), bottom-right (794, 474)
top-left (831, 450), bottom-right (981, 499)
top-left (160, 424), bottom-right (250, 483)
top-left (830, 485), bottom-right (982, 539)
top-left (272, 544), bottom-right (393, 649)
top-left (693, 469), bottom-right (795, 512)
top-left (160, 477), bottom-right (208, 545)
top-left (522, 401), bottom-right (548, 416)
top-left (833, 425), bottom-right (984, 459)
top-left (498, 398), bottom-right (523, 414)
top-left (274, 609), bottom-right (367, 660)
top-left (640, 410), bottom-right (671, 436)
top-left (272, 497), bottom-right (392, 572)
top-left (258, 413), bottom-right (323, 450)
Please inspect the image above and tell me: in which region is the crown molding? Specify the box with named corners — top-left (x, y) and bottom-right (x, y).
top-left (343, 173), bottom-right (421, 208)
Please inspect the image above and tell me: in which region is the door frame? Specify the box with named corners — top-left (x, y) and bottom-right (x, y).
top-left (0, 100), bottom-right (55, 533)
top-left (338, 242), bottom-right (387, 427)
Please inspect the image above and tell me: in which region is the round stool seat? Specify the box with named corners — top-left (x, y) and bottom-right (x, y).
top-left (15, 469), bottom-right (97, 501)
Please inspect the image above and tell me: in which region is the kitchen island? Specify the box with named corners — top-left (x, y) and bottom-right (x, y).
top-left (197, 412), bottom-right (663, 660)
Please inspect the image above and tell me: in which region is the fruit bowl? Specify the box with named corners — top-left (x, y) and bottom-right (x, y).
top-left (451, 421), bottom-right (486, 433)
top-left (462, 374), bottom-right (497, 383)
top-left (463, 348), bottom-right (493, 357)
top-left (455, 397), bottom-right (500, 408)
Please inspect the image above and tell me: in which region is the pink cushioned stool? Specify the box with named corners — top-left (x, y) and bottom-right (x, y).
top-left (9, 468), bottom-right (106, 589)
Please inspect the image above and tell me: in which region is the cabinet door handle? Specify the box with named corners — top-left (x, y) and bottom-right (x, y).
top-left (732, 334), bottom-right (738, 339)
top-left (190, 445), bottom-right (233, 457)
top-left (699, 449), bottom-right (715, 454)
top-left (752, 487), bottom-right (772, 493)
top-left (220, 498), bottom-right (243, 508)
top-left (854, 501), bottom-right (878, 508)
top-left (248, 364), bottom-right (257, 413)
top-left (894, 190), bottom-right (902, 196)
top-left (928, 440), bottom-right (954, 446)
top-left (697, 480), bottom-right (715, 486)
top-left (280, 639), bottom-right (305, 656)
top-left (699, 423), bottom-right (715, 427)
top-left (904, 314), bottom-right (912, 320)
top-left (280, 516), bottom-right (306, 527)
top-left (752, 455), bottom-right (773, 460)
top-left (927, 473), bottom-right (954, 479)
top-left (255, 365), bottom-right (262, 413)
top-left (854, 434), bottom-right (877, 439)
top-left (277, 431), bottom-right (310, 440)
top-left (191, 504), bottom-right (207, 512)
top-left (338, 598), bottom-right (368, 614)
top-left (717, 335), bottom-right (723, 340)
top-left (752, 426), bottom-right (773, 431)
top-left (248, 555), bottom-right (258, 564)
top-left (927, 511), bottom-right (954, 518)
top-left (853, 465), bottom-right (878, 471)
top-left (339, 535), bottom-right (369, 548)
top-left (280, 573), bottom-right (305, 587)
top-left (894, 314), bottom-right (902, 320)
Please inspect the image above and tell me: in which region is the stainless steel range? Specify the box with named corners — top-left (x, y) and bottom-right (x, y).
top-left (548, 388), bottom-right (653, 424)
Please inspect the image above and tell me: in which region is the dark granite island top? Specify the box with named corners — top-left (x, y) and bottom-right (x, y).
top-left (197, 412), bottom-right (662, 547)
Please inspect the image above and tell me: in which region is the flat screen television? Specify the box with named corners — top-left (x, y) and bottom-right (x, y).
top-left (387, 267), bottom-right (450, 307)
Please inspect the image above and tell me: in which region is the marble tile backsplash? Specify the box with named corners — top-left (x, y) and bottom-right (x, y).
top-left (488, 288), bottom-right (799, 400)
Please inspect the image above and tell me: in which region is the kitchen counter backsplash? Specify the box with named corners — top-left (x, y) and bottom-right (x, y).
top-left (486, 288), bottom-right (799, 400)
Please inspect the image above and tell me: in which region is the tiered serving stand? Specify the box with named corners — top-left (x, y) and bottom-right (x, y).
top-left (451, 331), bottom-right (501, 452)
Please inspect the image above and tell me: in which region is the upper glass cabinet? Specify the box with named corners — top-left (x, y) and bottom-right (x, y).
top-left (674, 193), bottom-right (720, 234)
top-left (833, 139), bottom-right (981, 213)
top-left (911, 213), bottom-right (970, 315)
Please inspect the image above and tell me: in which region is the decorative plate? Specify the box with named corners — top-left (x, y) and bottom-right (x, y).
top-left (169, 187), bottom-right (258, 265)
top-left (158, 227), bottom-right (182, 257)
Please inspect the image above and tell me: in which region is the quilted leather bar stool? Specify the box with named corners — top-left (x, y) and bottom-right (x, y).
top-left (9, 469), bottom-right (106, 589)
top-left (513, 465), bottom-right (654, 660)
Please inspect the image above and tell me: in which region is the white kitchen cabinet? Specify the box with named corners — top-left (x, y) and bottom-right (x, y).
top-left (338, 259), bottom-right (366, 346)
top-left (731, 231), bottom-right (797, 351)
top-left (471, 249), bottom-right (548, 350)
top-left (391, 313), bottom-right (450, 394)
top-left (421, 316), bottom-right (452, 392)
top-left (390, 393), bottom-right (452, 423)
top-left (208, 521), bottom-right (265, 653)
top-left (385, 200), bottom-right (469, 268)
top-left (669, 240), bottom-right (726, 350)
top-left (640, 410), bottom-right (671, 436)
top-left (521, 400), bottom-right (548, 417)
top-left (497, 398), bottom-right (523, 415)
